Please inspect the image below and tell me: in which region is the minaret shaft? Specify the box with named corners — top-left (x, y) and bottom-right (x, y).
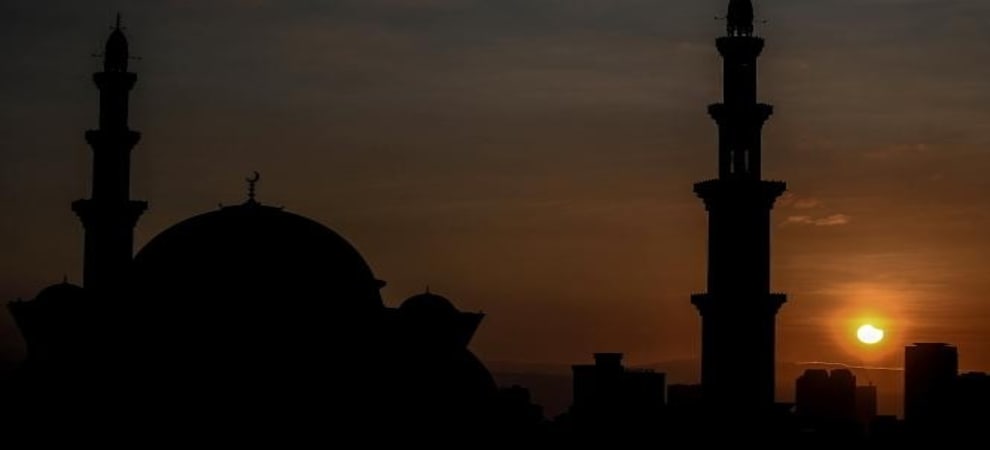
top-left (72, 23), bottom-right (146, 294)
top-left (691, 0), bottom-right (787, 413)
top-left (97, 73), bottom-right (132, 131)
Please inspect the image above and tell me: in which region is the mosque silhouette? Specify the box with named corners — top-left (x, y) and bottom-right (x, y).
top-left (6, 1), bottom-right (846, 443)
top-left (5, 16), bottom-right (506, 440)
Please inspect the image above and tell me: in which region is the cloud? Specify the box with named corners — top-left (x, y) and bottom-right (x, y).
top-left (784, 214), bottom-right (851, 227)
top-left (778, 192), bottom-right (823, 209)
top-left (796, 361), bottom-right (903, 372)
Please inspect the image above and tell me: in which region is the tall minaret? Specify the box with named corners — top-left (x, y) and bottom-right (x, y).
top-left (72, 15), bottom-right (147, 294)
top-left (690, 0), bottom-right (787, 413)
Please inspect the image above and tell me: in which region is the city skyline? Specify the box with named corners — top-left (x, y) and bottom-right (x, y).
top-left (3, 0), bottom-right (990, 411)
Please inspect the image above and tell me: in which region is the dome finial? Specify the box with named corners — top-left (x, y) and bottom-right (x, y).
top-left (425, 285), bottom-right (431, 294)
top-left (727, 0), bottom-right (755, 37)
top-left (246, 171), bottom-right (261, 204)
top-left (115, 12), bottom-right (122, 30)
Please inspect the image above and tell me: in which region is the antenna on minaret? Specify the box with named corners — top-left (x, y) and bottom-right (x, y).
top-left (246, 171), bottom-right (261, 204)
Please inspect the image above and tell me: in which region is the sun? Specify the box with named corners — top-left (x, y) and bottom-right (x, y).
top-left (856, 324), bottom-right (885, 345)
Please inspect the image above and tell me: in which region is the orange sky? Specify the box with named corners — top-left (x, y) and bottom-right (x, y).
top-left (3, 1), bottom-right (990, 413)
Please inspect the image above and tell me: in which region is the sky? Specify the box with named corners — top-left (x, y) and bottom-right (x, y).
top-left (3, 0), bottom-right (990, 410)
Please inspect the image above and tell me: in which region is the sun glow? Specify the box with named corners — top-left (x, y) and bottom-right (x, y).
top-left (823, 283), bottom-right (910, 362)
top-left (856, 324), bottom-right (885, 345)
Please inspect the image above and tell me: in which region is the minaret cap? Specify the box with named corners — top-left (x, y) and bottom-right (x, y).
top-left (104, 13), bottom-right (129, 73)
top-left (727, 0), bottom-right (755, 37)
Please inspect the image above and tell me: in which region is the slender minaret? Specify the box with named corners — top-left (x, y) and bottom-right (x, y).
top-left (690, 0), bottom-right (787, 413)
top-left (72, 15), bottom-right (147, 294)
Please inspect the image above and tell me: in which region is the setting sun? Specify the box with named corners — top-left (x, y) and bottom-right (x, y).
top-left (856, 324), bottom-right (885, 345)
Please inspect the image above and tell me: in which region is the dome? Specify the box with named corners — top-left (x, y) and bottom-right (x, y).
top-left (398, 290), bottom-right (484, 349)
top-left (33, 282), bottom-right (86, 305)
top-left (131, 201), bottom-right (385, 315)
top-left (9, 281), bottom-right (87, 328)
top-left (8, 281), bottom-right (90, 360)
top-left (400, 291), bottom-right (458, 316)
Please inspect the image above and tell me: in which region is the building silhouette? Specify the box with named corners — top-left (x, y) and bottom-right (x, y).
top-left (668, 383), bottom-right (705, 410)
top-left (795, 369), bottom-right (856, 422)
top-left (690, 0), bottom-right (787, 414)
top-left (855, 384), bottom-right (878, 427)
top-left (4, 18), bottom-right (511, 442)
top-left (567, 353), bottom-right (666, 430)
top-left (494, 385), bottom-right (546, 431)
top-left (904, 343), bottom-right (958, 432)
top-left (952, 372), bottom-right (990, 438)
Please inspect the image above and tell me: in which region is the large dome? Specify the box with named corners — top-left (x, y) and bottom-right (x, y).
top-left (119, 201), bottom-right (394, 423)
top-left (132, 201), bottom-right (385, 315)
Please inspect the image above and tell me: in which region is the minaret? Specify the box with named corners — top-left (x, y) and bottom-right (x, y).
top-left (71, 15), bottom-right (147, 294)
top-left (690, 0), bottom-right (787, 413)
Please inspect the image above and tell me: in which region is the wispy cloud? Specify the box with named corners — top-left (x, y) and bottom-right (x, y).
top-left (796, 361), bottom-right (903, 372)
top-left (784, 214), bottom-right (851, 227)
top-left (778, 192), bottom-right (823, 209)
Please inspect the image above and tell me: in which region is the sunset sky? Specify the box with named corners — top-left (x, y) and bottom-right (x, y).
top-left (2, 0), bottom-right (990, 405)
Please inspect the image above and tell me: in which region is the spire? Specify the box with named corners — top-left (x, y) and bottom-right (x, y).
top-left (727, 0), bottom-right (755, 37)
top-left (104, 13), bottom-right (129, 73)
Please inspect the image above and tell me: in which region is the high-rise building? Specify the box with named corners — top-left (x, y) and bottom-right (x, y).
top-left (691, 0), bottom-right (787, 413)
top-left (795, 369), bottom-right (856, 422)
top-left (854, 385), bottom-right (878, 425)
top-left (904, 343), bottom-right (958, 428)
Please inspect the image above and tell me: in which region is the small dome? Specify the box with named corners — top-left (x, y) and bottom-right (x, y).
top-left (400, 291), bottom-right (458, 315)
top-left (398, 290), bottom-right (483, 349)
top-left (33, 281), bottom-right (86, 305)
top-left (8, 281), bottom-right (90, 360)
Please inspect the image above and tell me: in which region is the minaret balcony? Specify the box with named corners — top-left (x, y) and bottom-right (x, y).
top-left (708, 103), bottom-right (773, 124)
top-left (72, 199), bottom-right (148, 229)
top-left (85, 129), bottom-right (141, 151)
top-left (691, 293), bottom-right (787, 315)
top-left (693, 178), bottom-right (787, 210)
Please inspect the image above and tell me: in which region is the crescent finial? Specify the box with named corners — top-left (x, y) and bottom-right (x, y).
top-left (246, 171), bottom-right (261, 203)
